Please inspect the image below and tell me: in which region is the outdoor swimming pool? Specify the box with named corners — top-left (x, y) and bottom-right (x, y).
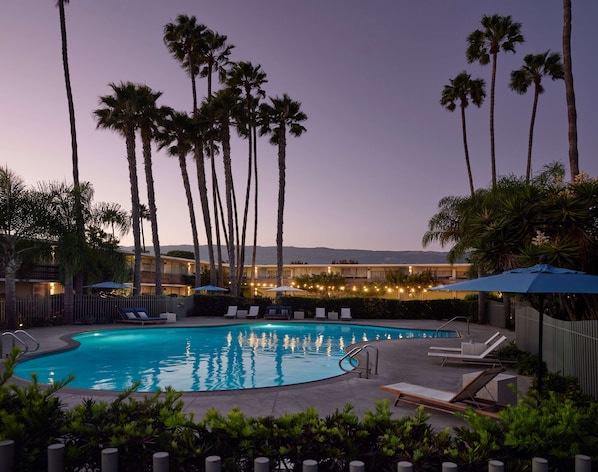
top-left (15, 323), bottom-right (457, 392)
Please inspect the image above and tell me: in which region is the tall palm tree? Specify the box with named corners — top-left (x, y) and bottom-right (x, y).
top-left (562, 0), bottom-right (579, 181)
top-left (163, 16), bottom-right (216, 284)
top-left (163, 15), bottom-right (206, 112)
top-left (510, 51), bottom-right (564, 183)
top-left (202, 89), bottom-right (241, 295)
top-left (226, 61), bottom-right (268, 292)
top-left (0, 167), bottom-right (47, 329)
top-left (440, 71), bottom-right (486, 196)
top-left (197, 29), bottom-right (235, 98)
top-left (94, 82), bottom-right (144, 294)
top-left (157, 109), bottom-right (203, 288)
top-left (466, 14), bottom-right (524, 188)
top-left (197, 28), bottom-right (235, 288)
top-left (135, 85), bottom-right (166, 295)
top-left (55, 0), bottom-right (85, 295)
top-left (259, 94), bottom-right (307, 286)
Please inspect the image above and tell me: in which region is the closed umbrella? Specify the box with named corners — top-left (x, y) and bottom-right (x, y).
top-left (431, 262), bottom-right (598, 392)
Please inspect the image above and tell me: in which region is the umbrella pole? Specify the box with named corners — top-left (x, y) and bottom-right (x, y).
top-left (537, 295), bottom-right (545, 395)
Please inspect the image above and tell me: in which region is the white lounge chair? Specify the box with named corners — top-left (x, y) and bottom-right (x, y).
top-left (428, 332), bottom-right (502, 353)
top-left (223, 306), bottom-right (238, 319)
top-left (380, 366), bottom-right (505, 418)
top-left (247, 306), bottom-right (260, 319)
top-left (314, 307), bottom-right (326, 320)
top-left (340, 308), bottom-right (352, 321)
top-left (427, 335), bottom-right (507, 366)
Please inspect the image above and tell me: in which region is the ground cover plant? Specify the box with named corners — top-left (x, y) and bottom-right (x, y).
top-left (0, 349), bottom-right (596, 471)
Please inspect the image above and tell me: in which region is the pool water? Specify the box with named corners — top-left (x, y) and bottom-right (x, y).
top-left (15, 323), bottom-right (456, 392)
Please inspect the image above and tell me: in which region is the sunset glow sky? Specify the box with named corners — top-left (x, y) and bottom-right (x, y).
top-left (2, 1), bottom-right (597, 254)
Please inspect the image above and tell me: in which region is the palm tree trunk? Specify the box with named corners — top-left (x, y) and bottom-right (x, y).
top-left (276, 129), bottom-right (287, 287)
top-left (562, 0), bottom-right (579, 181)
top-left (178, 152), bottom-right (202, 288)
top-left (211, 155), bottom-right (225, 286)
top-left (221, 127), bottom-right (238, 295)
top-left (58, 0), bottom-right (85, 297)
top-left (4, 255), bottom-right (18, 330)
top-left (125, 129), bottom-right (142, 295)
top-left (490, 53), bottom-right (498, 188)
top-left (63, 270), bottom-right (74, 325)
top-left (58, 0), bottom-right (79, 197)
top-left (194, 145), bottom-right (216, 285)
top-left (237, 125), bottom-right (253, 293)
top-left (250, 125), bottom-right (259, 295)
top-left (460, 105), bottom-right (475, 196)
top-left (526, 88), bottom-right (540, 183)
top-left (141, 135), bottom-right (162, 295)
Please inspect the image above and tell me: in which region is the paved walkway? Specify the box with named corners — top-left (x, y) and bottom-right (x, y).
top-left (8, 318), bottom-right (521, 431)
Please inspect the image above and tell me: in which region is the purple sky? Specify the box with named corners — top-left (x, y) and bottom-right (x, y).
top-left (2, 1), bottom-right (597, 252)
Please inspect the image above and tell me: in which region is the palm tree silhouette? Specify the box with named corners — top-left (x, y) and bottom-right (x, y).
top-left (259, 94), bottom-right (307, 287)
top-left (440, 71), bottom-right (486, 196)
top-left (466, 14), bottom-right (524, 188)
top-left (510, 51), bottom-right (564, 182)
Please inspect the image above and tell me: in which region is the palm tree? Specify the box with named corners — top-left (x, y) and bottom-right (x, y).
top-left (202, 89), bottom-right (241, 295)
top-left (135, 85), bottom-right (166, 295)
top-left (197, 29), bottom-right (235, 98)
top-left (226, 61), bottom-right (268, 292)
top-left (55, 0), bottom-right (85, 295)
top-left (510, 51), bottom-right (564, 183)
top-left (259, 94), bottom-right (307, 286)
top-left (197, 28), bottom-right (235, 288)
top-left (94, 82), bottom-right (144, 294)
top-left (163, 15), bottom-right (207, 112)
top-left (440, 71), bottom-right (486, 196)
top-left (466, 14), bottom-right (524, 188)
top-left (163, 15), bottom-right (216, 284)
top-left (0, 167), bottom-right (47, 329)
top-left (562, 0), bottom-right (579, 181)
top-left (94, 202), bottom-right (130, 243)
top-left (38, 180), bottom-right (97, 324)
top-left (157, 109), bottom-right (203, 288)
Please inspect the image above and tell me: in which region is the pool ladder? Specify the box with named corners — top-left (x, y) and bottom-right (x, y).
top-left (435, 316), bottom-right (470, 337)
top-left (339, 344), bottom-right (379, 379)
top-left (1, 330), bottom-right (40, 357)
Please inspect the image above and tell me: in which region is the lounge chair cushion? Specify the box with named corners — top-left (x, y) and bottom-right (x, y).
top-left (136, 310), bottom-right (149, 319)
top-left (124, 311), bottom-right (137, 320)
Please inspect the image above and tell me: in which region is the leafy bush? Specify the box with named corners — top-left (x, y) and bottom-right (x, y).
top-left (1, 349), bottom-right (597, 470)
top-left (0, 350), bottom-right (71, 471)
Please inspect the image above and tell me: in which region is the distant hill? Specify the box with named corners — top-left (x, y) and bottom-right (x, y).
top-left (122, 245), bottom-right (460, 265)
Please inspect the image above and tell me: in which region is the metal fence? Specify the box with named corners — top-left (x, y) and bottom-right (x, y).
top-left (515, 305), bottom-right (598, 400)
top-left (0, 295), bottom-right (191, 326)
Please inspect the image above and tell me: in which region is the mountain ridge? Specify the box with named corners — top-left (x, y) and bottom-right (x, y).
top-left (123, 245), bottom-right (458, 265)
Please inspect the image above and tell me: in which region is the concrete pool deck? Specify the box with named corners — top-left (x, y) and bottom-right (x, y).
top-left (8, 318), bottom-right (522, 431)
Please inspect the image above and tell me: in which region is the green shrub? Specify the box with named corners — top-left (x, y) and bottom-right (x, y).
top-left (0, 349), bottom-right (71, 471)
top-left (1, 344), bottom-right (597, 470)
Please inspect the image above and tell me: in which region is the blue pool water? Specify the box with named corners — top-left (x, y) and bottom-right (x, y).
top-left (15, 323), bottom-right (456, 392)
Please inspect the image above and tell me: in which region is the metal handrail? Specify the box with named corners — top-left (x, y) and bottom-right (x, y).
top-left (435, 316), bottom-right (470, 337)
top-left (1, 330), bottom-right (40, 356)
top-left (339, 344), bottom-right (379, 379)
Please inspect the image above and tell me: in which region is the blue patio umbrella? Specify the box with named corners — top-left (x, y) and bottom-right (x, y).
top-left (431, 263), bottom-right (598, 393)
top-left (84, 281), bottom-right (132, 290)
top-left (192, 285), bottom-right (228, 292)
